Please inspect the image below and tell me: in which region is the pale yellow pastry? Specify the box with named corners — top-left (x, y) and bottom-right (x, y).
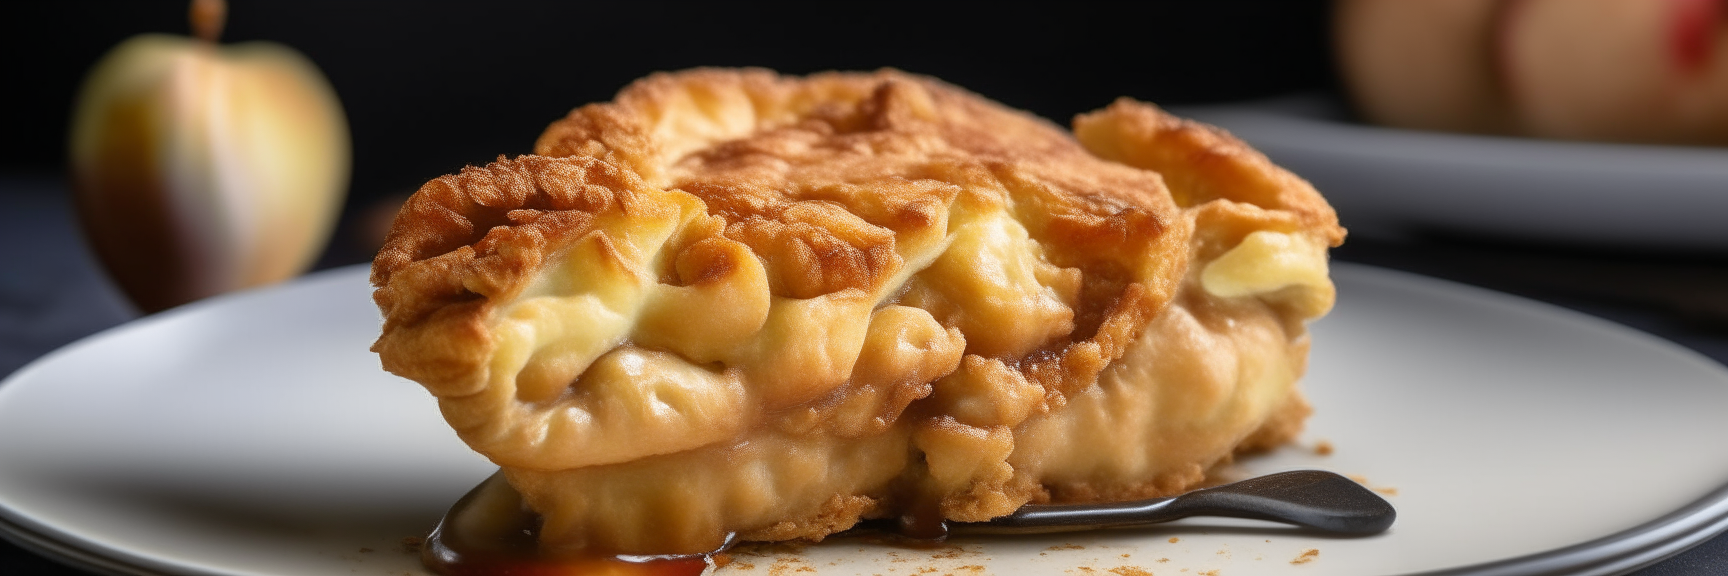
top-left (371, 68), bottom-right (1343, 557)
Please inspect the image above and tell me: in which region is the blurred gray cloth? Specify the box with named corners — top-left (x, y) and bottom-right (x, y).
top-left (0, 175), bottom-right (133, 379)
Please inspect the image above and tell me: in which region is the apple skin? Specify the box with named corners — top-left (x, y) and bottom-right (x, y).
top-left (1335, 0), bottom-right (1514, 135)
top-left (70, 34), bottom-right (349, 313)
top-left (1502, 0), bottom-right (1728, 144)
top-left (1337, 0), bottom-right (1728, 145)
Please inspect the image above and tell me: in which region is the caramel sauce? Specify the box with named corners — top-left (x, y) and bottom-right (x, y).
top-left (421, 471), bottom-right (963, 575)
top-left (893, 497), bottom-right (950, 541)
top-left (881, 473), bottom-right (951, 542)
top-left (422, 472), bottom-right (714, 576)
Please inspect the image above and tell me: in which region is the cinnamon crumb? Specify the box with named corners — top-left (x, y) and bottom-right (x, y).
top-left (1158, 558), bottom-right (1170, 563)
top-left (1109, 567), bottom-right (1153, 576)
top-left (1342, 473), bottom-right (1399, 495)
top-left (1291, 549), bottom-right (1319, 564)
top-left (1168, 537), bottom-right (1180, 543)
top-left (768, 557), bottom-right (810, 576)
top-left (1120, 553), bottom-right (1132, 558)
top-left (1048, 544), bottom-right (1087, 551)
top-left (399, 536), bottom-right (423, 554)
top-left (713, 553), bottom-right (733, 568)
top-left (1314, 440), bottom-right (1334, 455)
top-left (1199, 571), bottom-right (1219, 576)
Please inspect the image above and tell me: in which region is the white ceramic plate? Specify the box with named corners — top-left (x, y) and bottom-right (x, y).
top-left (1174, 96), bottom-right (1728, 251)
top-left (2, 264), bottom-right (1727, 576)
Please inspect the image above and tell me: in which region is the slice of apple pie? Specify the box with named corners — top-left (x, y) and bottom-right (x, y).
top-left (371, 68), bottom-right (1343, 559)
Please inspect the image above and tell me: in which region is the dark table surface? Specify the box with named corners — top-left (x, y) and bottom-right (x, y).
top-left (3, 174), bottom-right (1727, 575)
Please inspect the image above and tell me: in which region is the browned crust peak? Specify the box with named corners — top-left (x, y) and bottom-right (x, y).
top-left (370, 155), bottom-right (668, 393)
top-left (372, 69), bottom-right (1206, 399)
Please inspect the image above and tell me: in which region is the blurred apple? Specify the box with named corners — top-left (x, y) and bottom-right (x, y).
top-left (1335, 0), bottom-right (1513, 134)
top-left (69, 0), bottom-right (349, 313)
top-left (1337, 0), bottom-right (1728, 145)
top-left (1503, 0), bottom-right (1728, 144)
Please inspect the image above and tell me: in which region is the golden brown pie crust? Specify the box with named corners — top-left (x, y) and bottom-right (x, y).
top-left (372, 68), bottom-right (1343, 556)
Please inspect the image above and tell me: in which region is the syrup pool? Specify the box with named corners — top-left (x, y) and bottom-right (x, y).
top-left (422, 472), bottom-right (715, 576)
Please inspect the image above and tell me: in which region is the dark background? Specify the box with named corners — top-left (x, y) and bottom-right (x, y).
top-left (5, 2), bottom-right (1727, 575)
top-left (7, 0), bottom-right (1337, 267)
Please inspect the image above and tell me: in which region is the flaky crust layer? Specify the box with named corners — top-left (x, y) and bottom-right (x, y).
top-left (372, 69), bottom-right (1342, 555)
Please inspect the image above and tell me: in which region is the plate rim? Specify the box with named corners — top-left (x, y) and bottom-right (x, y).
top-left (2, 263), bottom-right (1727, 576)
top-left (1174, 93), bottom-right (1728, 160)
top-left (0, 266), bottom-right (377, 576)
top-left (1172, 94), bottom-right (1728, 251)
top-left (1330, 264), bottom-right (1728, 576)
top-left (1408, 481), bottom-right (1728, 576)
top-left (0, 513), bottom-right (170, 576)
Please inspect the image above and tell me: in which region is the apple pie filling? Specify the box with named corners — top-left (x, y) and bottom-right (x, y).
top-left (370, 69), bottom-right (1343, 560)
